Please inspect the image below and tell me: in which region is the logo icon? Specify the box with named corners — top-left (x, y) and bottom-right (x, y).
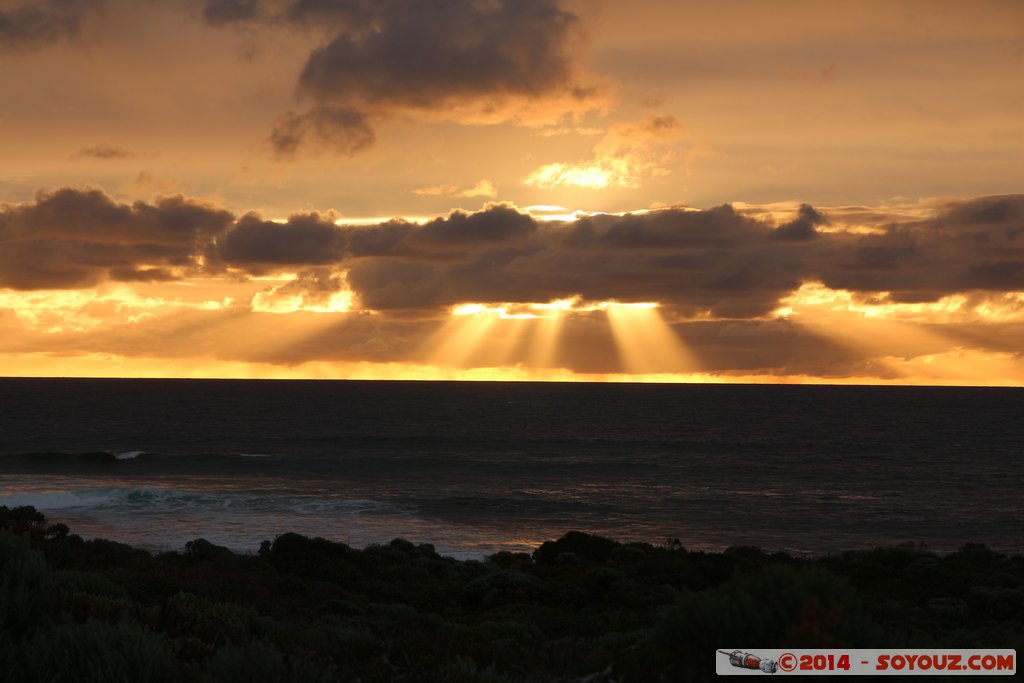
top-left (718, 650), bottom-right (778, 674)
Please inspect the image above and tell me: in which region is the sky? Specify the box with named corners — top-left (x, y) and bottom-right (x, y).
top-left (1, 0), bottom-right (1023, 384)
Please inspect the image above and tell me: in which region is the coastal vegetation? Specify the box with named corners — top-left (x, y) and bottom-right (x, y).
top-left (1, 505), bottom-right (1021, 681)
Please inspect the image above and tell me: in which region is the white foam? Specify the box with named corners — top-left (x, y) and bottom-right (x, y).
top-left (112, 450), bottom-right (145, 460)
top-left (0, 489), bottom-right (121, 510)
top-left (2, 485), bottom-right (399, 518)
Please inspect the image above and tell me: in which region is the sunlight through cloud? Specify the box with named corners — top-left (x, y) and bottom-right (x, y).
top-left (430, 298), bottom-right (696, 375)
top-left (604, 303), bottom-right (696, 374)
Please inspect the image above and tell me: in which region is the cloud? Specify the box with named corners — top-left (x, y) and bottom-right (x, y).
top-left (812, 195), bottom-right (1024, 301)
top-left (74, 146), bottom-right (133, 160)
top-left (339, 195), bottom-right (1024, 315)
top-left (0, 188), bottom-right (233, 289)
top-left (771, 203), bottom-right (827, 241)
top-left (406, 203), bottom-right (535, 251)
top-left (109, 267), bottom-right (177, 282)
top-left (250, 268), bottom-right (352, 313)
top-left (118, 170), bottom-right (179, 197)
top-left (269, 106), bottom-right (375, 158)
top-left (524, 115), bottom-right (688, 189)
top-left (205, 0), bottom-right (603, 156)
top-left (0, 0), bottom-right (96, 49)
top-left (4, 190), bottom-right (1024, 381)
top-left (294, 1), bottom-right (587, 108)
top-left (201, 0), bottom-right (260, 25)
top-left (345, 204), bottom-right (796, 315)
top-left (215, 212), bottom-right (346, 267)
top-left (213, 202), bottom-right (536, 269)
top-left (5, 188), bottom-right (1024, 323)
top-left (413, 180), bottom-right (498, 199)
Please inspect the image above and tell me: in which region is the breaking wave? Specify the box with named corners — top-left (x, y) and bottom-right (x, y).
top-left (112, 450), bottom-right (145, 460)
top-left (2, 486), bottom-right (398, 517)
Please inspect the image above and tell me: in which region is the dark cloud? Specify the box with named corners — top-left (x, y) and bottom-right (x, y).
top-left (0, 0), bottom-right (96, 48)
top-left (282, 0), bottom-right (377, 28)
top-left (595, 205), bottom-right (758, 249)
top-left (5, 191), bottom-right (1024, 379)
top-left (934, 195), bottom-right (1024, 229)
top-left (294, 0), bottom-right (580, 108)
top-left (109, 267), bottom-right (177, 282)
top-left (0, 188), bottom-right (233, 289)
top-left (204, 0), bottom-right (597, 155)
top-left (342, 206), bottom-right (805, 315)
top-left (269, 106), bottom-right (375, 158)
top-left (212, 203), bottom-right (538, 269)
top-left (201, 0), bottom-right (260, 25)
top-left (215, 213), bottom-right (345, 267)
top-left (1, 188), bottom-right (232, 244)
top-left (772, 203), bottom-right (826, 241)
top-left (340, 196), bottom-right (1024, 315)
top-left (4, 189), bottom-right (1024, 323)
top-left (407, 205), bottom-right (537, 252)
top-left (74, 145), bottom-right (133, 160)
top-left (343, 220), bottom-right (409, 257)
top-left (814, 195), bottom-right (1024, 298)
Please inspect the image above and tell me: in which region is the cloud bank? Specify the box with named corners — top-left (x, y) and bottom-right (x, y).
top-left (3, 188), bottom-right (1023, 320)
top-left (0, 188), bottom-right (232, 289)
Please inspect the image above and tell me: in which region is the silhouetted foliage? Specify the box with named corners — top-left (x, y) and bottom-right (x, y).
top-left (0, 505), bottom-right (47, 538)
top-left (533, 531), bottom-right (619, 566)
top-left (1, 508), bottom-right (1021, 681)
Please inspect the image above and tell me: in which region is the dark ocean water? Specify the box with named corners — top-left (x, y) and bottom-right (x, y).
top-left (0, 378), bottom-right (1021, 558)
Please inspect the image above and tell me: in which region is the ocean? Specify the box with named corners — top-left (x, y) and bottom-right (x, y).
top-left (1, 378), bottom-right (1021, 559)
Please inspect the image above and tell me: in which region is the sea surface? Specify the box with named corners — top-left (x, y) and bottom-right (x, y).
top-left (1, 378), bottom-right (1021, 559)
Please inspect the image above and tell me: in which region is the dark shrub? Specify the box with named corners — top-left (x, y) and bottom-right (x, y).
top-left (533, 532), bottom-right (619, 566)
top-left (184, 539), bottom-right (234, 564)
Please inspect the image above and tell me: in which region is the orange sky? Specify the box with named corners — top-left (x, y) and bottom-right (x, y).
top-left (1, 0), bottom-right (1022, 384)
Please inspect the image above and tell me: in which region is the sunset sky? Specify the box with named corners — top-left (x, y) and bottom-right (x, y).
top-left (2, 0), bottom-right (1023, 384)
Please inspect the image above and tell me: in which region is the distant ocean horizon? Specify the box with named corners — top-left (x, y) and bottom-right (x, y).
top-left (1, 377), bottom-right (1021, 559)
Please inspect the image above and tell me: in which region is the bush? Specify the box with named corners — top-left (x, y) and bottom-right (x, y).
top-left (0, 532), bottom-right (49, 638)
top-left (204, 640), bottom-right (339, 683)
top-left (22, 618), bottom-right (180, 683)
top-left (533, 532), bottom-right (619, 566)
top-left (642, 564), bottom-right (881, 680)
top-left (4, 508), bottom-right (1021, 681)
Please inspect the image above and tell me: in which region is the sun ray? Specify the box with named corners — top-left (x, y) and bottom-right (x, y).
top-left (604, 303), bottom-right (697, 374)
top-left (422, 308), bottom-right (501, 368)
top-left (497, 316), bottom-right (532, 366)
top-left (773, 282), bottom-right (962, 379)
top-left (527, 309), bottom-right (565, 368)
